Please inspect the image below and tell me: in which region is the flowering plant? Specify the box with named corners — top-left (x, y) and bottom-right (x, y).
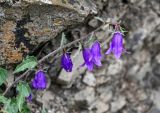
top-left (0, 22), bottom-right (127, 113)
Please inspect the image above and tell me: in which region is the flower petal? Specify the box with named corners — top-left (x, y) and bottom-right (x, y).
top-left (105, 42), bottom-right (112, 54)
top-left (82, 48), bottom-right (93, 71)
top-left (61, 53), bottom-right (73, 72)
top-left (91, 41), bottom-right (102, 66)
top-left (32, 70), bottom-right (47, 90)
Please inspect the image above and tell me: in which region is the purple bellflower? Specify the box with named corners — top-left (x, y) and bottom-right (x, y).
top-left (32, 70), bottom-right (47, 90)
top-left (26, 94), bottom-right (32, 102)
top-left (82, 48), bottom-right (93, 71)
top-left (91, 41), bottom-right (102, 66)
top-left (82, 41), bottom-right (102, 71)
top-left (61, 53), bottom-right (73, 72)
top-left (105, 31), bottom-right (125, 59)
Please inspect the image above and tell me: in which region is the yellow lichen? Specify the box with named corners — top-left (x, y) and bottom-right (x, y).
top-left (0, 21), bottom-right (29, 65)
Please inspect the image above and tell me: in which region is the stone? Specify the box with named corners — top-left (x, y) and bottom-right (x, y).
top-left (74, 87), bottom-right (95, 108)
top-left (89, 100), bottom-right (109, 113)
top-left (83, 72), bottom-right (96, 87)
top-left (0, 0), bottom-right (97, 66)
top-left (88, 18), bottom-right (99, 28)
top-left (111, 96), bottom-right (126, 112)
top-left (100, 90), bottom-right (113, 103)
top-left (156, 53), bottom-right (160, 64)
top-left (151, 89), bottom-right (160, 110)
top-left (107, 60), bottom-right (123, 75)
top-left (147, 107), bottom-right (160, 113)
top-left (36, 91), bottom-right (54, 108)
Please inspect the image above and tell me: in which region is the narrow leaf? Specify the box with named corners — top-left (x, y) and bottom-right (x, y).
top-left (14, 56), bottom-right (38, 73)
top-left (17, 94), bottom-right (25, 112)
top-left (0, 68), bottom-right (8, 86)
top-left (0, 95), bottom-right (8, 104)
top-left (60, 32), bottom-right (67, 47)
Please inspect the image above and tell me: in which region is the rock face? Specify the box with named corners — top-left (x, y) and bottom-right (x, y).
top-left (0, 0), bottom-right (97, 66)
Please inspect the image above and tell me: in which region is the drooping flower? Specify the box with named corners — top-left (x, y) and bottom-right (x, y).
top-left (82, 48), bottom-right (93, 71)
top-left (26, 94), bottom-right (32, 102)
top-left (82, 41), bottom-right (102, 71)
top-left (61, 53), bottom-right (73, 72)
top-left (32, 70), bottom-right (47, 90)
top-left (105, 31), bottom-right (125, 59)
top-left (91, 41), bottom-right (102, 66)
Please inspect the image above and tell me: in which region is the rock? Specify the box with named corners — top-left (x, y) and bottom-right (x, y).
top-left (36, 91), bottom-right (54, 108)
top-left (88, 18), bottom-right (99, 28)
top-left (151, 89), bottom-right (160, 110)
top-left (147, 107), bottom-right (160, 113)
top-left (100, 90), bottom-right (113, 103)
top-left (96, 76), bottom-right (111, 85)
top-left (0, 0), bottom-right (97, 66)
top-left (107, 60), bottom-right (123, 75)
top-left (74, 87), bottom-right (95, 108)
top-left (89, 100), bottom-right (109, 113)
top-left (136, 89), bottom-right (148, 101)
top-left (111, 96), bottom-right (126, 112)
top-left (83, 72), bottom-right (96, 87)
top-left (156, 53), bottom-right (160, 64)
top-left (57, 52), bottom-right (85, 86)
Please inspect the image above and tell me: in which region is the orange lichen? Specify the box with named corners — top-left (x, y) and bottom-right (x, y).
top-left (0, 21), bottom-right (29, 65)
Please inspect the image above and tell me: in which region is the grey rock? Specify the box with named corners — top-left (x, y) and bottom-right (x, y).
top-left (0, 0), bottom-right (97, 66)
top-left (151, 89), bottom-right (160, 110)
top-left (74, 87), bottom-right (95, 108)
top-left (89, 100), bottom-right (109, 113)
top-left (88, 18), bottom-right (99, 28)
top-left (111, 96), bottom-right (126, 112)
top-left (107, 60), bottom-right (123, 75)
top-left (156, 53), bottom-right (160, 64)
top-left (83, 72), bottom-right (96, 87)
top-left (147, 107), bottom-right (160, 113)
top-left (100, 90), bottom-right (113, 103)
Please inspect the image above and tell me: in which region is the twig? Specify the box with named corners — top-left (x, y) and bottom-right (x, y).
top-left (2, 24), bottom-right (104, 96)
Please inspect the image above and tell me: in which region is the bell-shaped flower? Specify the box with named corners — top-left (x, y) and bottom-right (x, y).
top-left (82, 41), bottom-right (102, 71)
top-left (61, 53), bottom-right (73, 72)
top-left (82, 48), bottom-right (94, 71)
top-left (32, 70), bottom-right (47, 90)
top-left (91, 41), bottom-right (102, 66)
top-left (105, 31), bottom-right (125, 59)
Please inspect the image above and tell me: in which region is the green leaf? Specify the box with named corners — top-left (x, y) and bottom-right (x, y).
top-left (0, 95), bottom-right (8, 104)
top-left (14, 56), bottom-right (38, 73)
top-left (17, 82), bottom-right (31, 97)
top-left (5, 98), bottom-right (18, 113)
top-left (19, 103), bottom-right (31, 113)
top-left (17, 94), bottom-right (25, 112)
top-left (120, 26), bottom-right (128, 33)
top-left (42, 107), bottom-right (48, 113)
top-left (0, 68), bottom-right (8, 86)
top-left (60, 32), bottom-right (68, 47)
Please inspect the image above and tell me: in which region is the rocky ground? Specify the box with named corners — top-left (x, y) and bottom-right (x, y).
top-left (1, 0), bottom-right (160, 113)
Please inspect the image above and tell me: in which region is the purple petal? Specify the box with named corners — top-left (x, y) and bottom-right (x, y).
top-left (82, 48), bottom-right (94, 71)
top-left (105, 42), bottom-right (113, 55)
top-left (32, 70), bottom-right (47, 90)
top-left (106, 31), bottom-right (124, 59)
top-left (93, 58), bottom-right (102, 66)
top-left (61, 53), bottom-right (73, 72)
top-left (112, 32), bottom-right (123, 59)
top-left (91, 41), bottom-right (102, 66)
top-left (26, 94), bottom-right (32, 102)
